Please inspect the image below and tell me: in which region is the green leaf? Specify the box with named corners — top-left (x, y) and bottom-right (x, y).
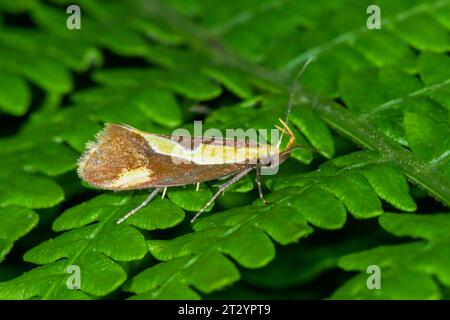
top-left (361, 164), bottom-right (417, 212)
top-left (291, 188), bottom-right (346, 229)
top-left (126, 200), bottom-right (314, 299)
top-left (0, 261), bottom-right (90, 299)
top-left (267, 150), bottom-right (414, 220)
top-left (0, 171), bottom-right (64, 209)
top-left (167, 184), bottom-right (213, 212)
top-left (0, 70), bottom-right (30, 116)
top-left (0, 46), bottom-right (72, 94)
top-left (126, 198), bottom-right (185, 230)
top-left (354, 29), bottom-right (417, 71)
top-left (0, 206), bottom-right (39, 261)
top-left (333, 213), bottom-right (450, 300)
top-left (324, 172), bottom-right (383, 218)
top-left (403, 98), bottom-right (450, 164)
top-left (242, 229), bottom-right (392, 290)
top-left (203, 66), bottom-right (253, 99)
top-left (290, 106), bottom-right (334, 158)
top-left (0, 193), bottom-right (183, 299)
top-left (393, 13), bottom-right (450, 52)
top-left (134, 89), bottom-right (183, 128)
top-left (333, 268), bottom-right (440, 300)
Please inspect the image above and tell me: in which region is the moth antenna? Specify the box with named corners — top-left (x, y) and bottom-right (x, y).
top-left (277, 57), bottom-right (315, 149)
top-left (284, 56), bottom-right (315, 124)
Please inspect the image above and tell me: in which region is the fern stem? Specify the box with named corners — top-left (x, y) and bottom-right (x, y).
top-left (312, 101), bottom-right (450, 207)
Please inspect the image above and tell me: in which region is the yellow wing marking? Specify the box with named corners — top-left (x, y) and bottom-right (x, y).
top-left (141, 133), bottom-right (277, 165)
top-left (107, 167), bottom-right (152, 188)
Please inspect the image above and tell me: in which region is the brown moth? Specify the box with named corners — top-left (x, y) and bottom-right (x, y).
top-left (78, 59), bottom-right (314, 224)
top-left (78, 120), bottom-right (296, 223)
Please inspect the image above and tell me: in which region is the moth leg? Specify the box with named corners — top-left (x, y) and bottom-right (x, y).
top-left (191, 167), bottom-right (254, 223)
top-left (116, 187), bottom-right (162, 224)
top-left (161, 187), bottom-right (168, 199)
top-left (255, 166), bottom-right (268, 205)
top-left (196, 182), bottom-right (200, 192)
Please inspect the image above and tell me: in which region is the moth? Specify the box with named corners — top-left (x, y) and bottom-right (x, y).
top-left (78, 119), bottom-right (295, 223)
top-left (77, 59), bottom-right (314, 224)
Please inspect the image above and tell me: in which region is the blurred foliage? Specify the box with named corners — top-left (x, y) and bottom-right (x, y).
top-left (0, 0), bottom-right (449, 299)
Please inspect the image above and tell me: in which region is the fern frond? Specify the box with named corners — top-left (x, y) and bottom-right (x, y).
top-left (332, 213), bottom-right (450, 299)
top-left (0, 193), bottom-right (184, 299)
